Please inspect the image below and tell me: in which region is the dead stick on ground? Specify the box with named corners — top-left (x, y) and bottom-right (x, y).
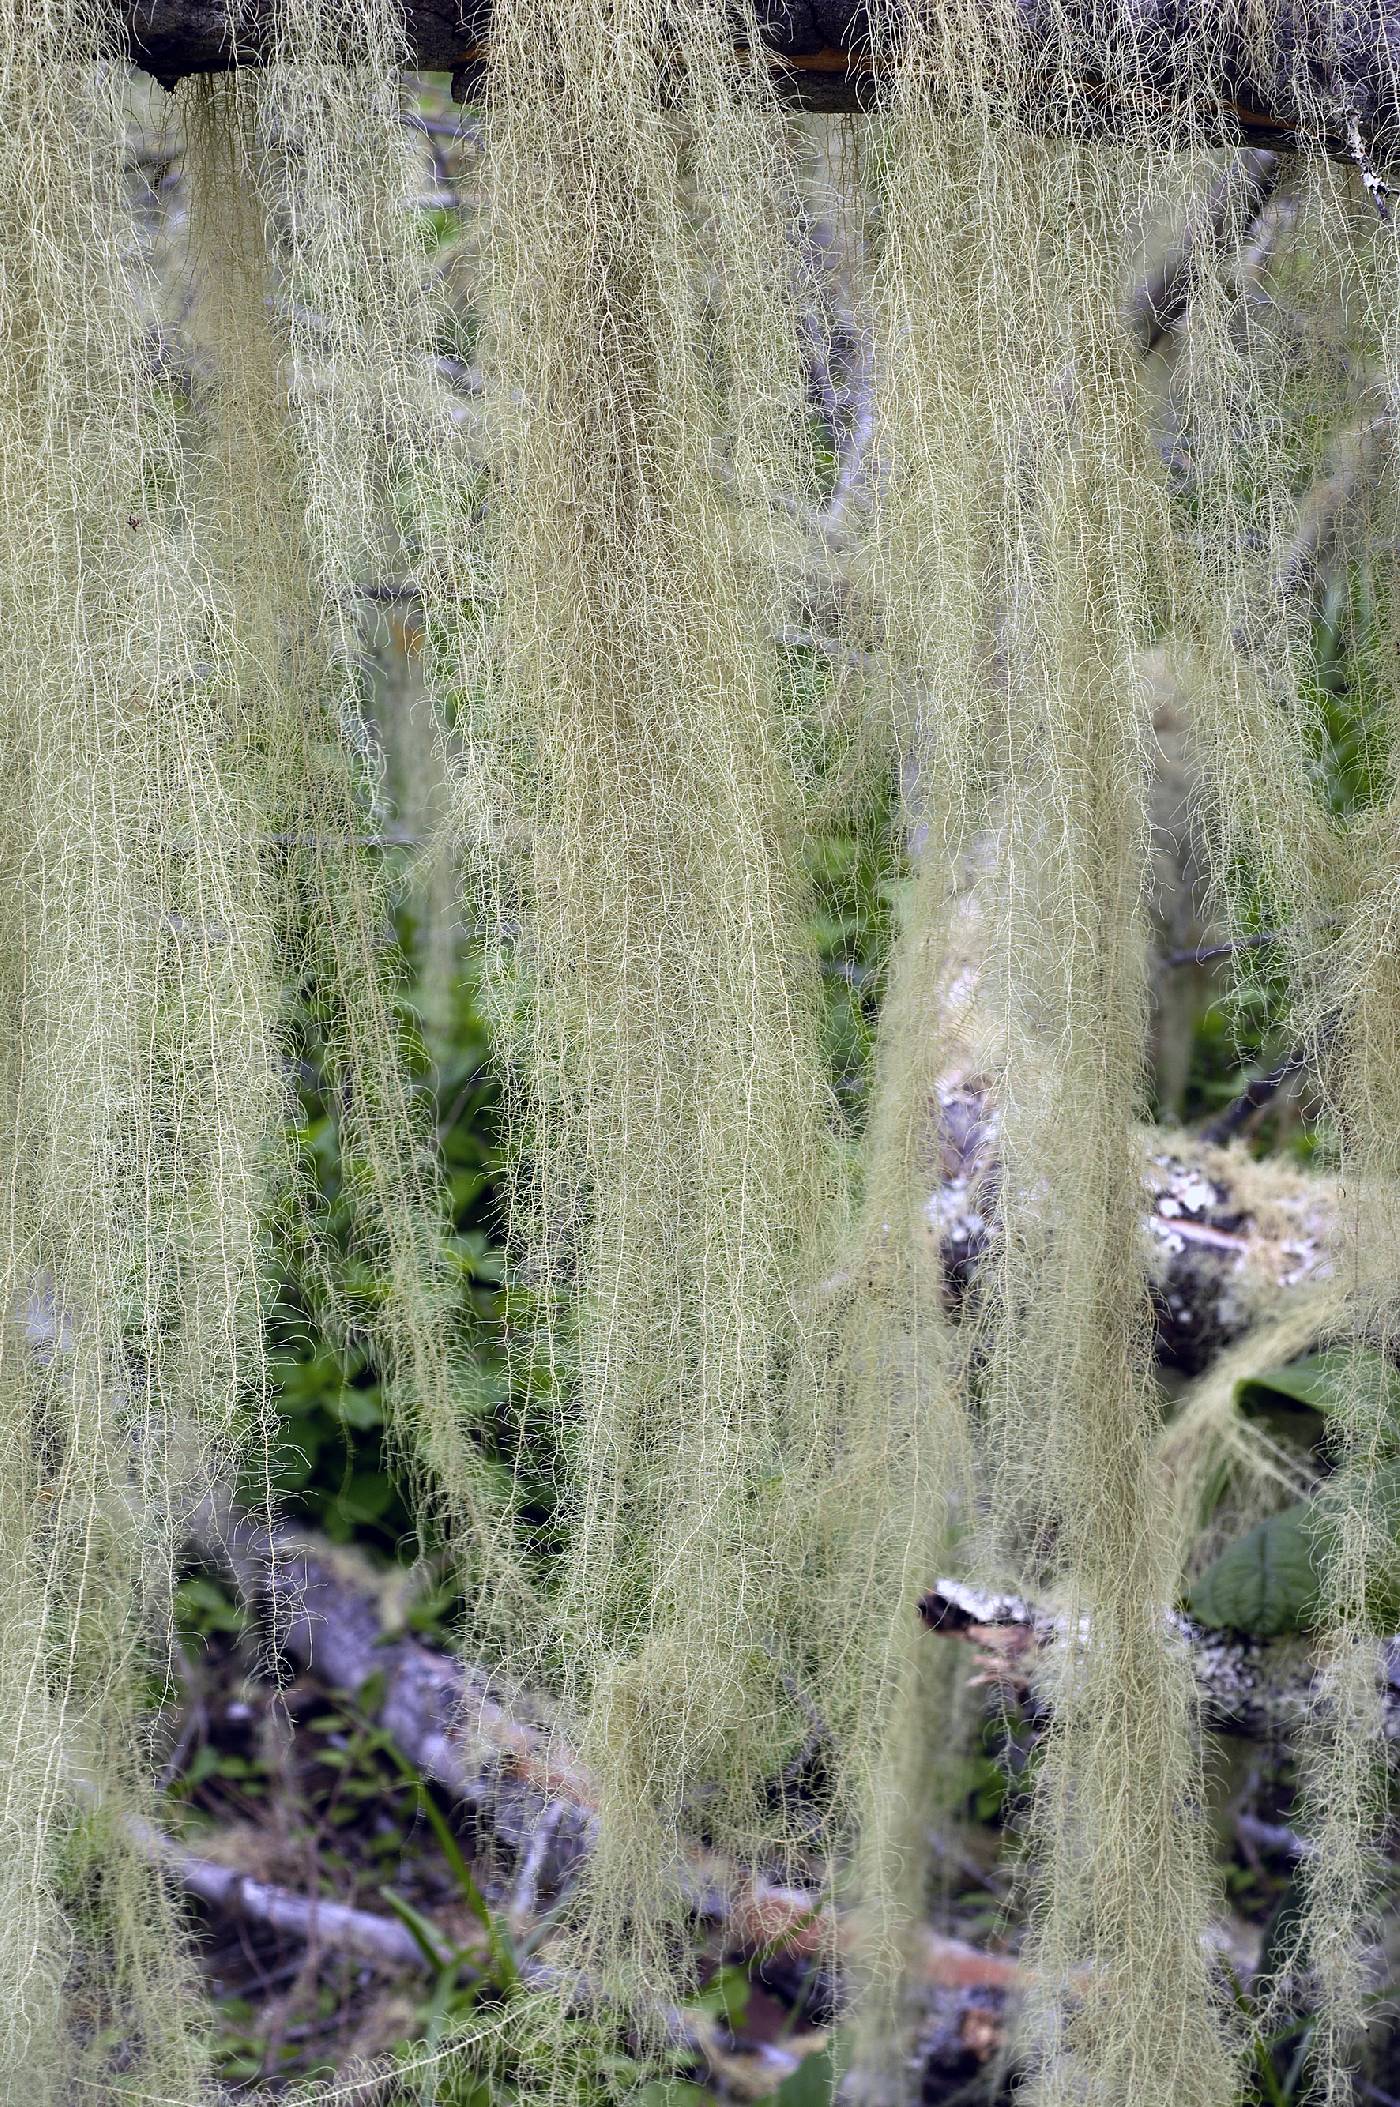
top-left (193, 1498), bottom-right (1021, 1996)
top-left (137, 1815), bottom-right (437, 1969)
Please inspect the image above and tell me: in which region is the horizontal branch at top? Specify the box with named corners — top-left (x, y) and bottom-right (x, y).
top-left (120, 1), bottom-right (1400, 157)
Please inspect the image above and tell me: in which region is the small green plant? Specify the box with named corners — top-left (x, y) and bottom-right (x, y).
top-left (1188, 1347), bottom-right (1400, 1639)
top-left (261, 910), bottom-right (509, 1561)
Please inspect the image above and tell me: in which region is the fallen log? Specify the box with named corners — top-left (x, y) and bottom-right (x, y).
top-left (117, 0), bottom-right (1400, 155)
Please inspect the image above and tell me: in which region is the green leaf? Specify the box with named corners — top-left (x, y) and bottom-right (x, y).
top-left (1191, 1459), bottom-right (1400, 1638)
top-left (356, 1670), bottom-right (388, 1714)
top-left (772, 2042), bottom-right (841, 2107)
top-left (1189, 1503), bottom-right (1322, 1637)
top-left (180, 1744), bottom-right (227, 1788)
top-left (334, 1470), bottom-right (395, 1523)
top-left (173, 1575), bottom-right (243, 1638)
top-left (332, 1385), bottom-right (384, 1431)
top-left (1237, 1347), bottom-right (1398, 1422)
top-left (378, 1885), bottom-right (452, 1972)
top-left (686, 1962), bottom-right (750, 2029)
top-left (374, 1728), bottom-right (520, 1990)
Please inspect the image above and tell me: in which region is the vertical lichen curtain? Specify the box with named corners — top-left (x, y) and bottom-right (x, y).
top-left (3, 3), bottom-right (1399, 2101)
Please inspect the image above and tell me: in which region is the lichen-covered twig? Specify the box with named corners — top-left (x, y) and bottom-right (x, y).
top-left (919, 1578), bottom-right (1400, 1744)
top-left (930, 1077), bottom-right (1333, 1373)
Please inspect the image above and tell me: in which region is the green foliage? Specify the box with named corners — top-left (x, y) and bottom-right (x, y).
top-left (263, 915), bottom-right (508, 1553)
top-left (1236, 1347), bottom-right (1400, 1425)
top-left (262, 811), bottom-right (894, 1570)
top-left (767, 2039), bottom-right (846, 2107)
top-left (1300, 567), bottom-right (1395, 822)
top-left (1177, 960), bottom-right (1298, 1144)
top-left (1188, 1347), bottom-right (1400, 1636)
top-left (1190, 1503), bottom-right (1322, 1638)
top-left (1176, 571), bottom-right (1394, 1146)
top-left (172, 1573), bottom-right (244, 1642)
top-left (800, 759), bottom-right (898, 1123)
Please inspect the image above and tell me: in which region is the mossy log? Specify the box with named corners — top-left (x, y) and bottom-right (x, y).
top-left (121, 0), bottom-right (1400, 155)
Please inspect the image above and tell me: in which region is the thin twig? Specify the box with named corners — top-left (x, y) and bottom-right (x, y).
top-left (1163, 929), bottom-right (1290, 969)
top-left (1345, 115), bottom-right (1393, 221)
top-left (112, 1802), bottom-right (442, 1970)
top-left (1199, 1041), bottom-right (1310, 1145)
top-left (1235, 1812), bottom-right (1311, 1862)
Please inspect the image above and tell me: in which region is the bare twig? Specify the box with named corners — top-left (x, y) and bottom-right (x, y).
top-left (1346, 114), bottom-right (1393, 220)
top-left (1163, 929), bottom-right (1290, 970)
top-left (1235, 1811), bottom-right (1311, 1862)
top-left (105, 1800), bottom-right (442, 1970)
top-left (1199, 1040), bottom-right (1312, 1146)
top-left (171, 1843), bottom-right (434, 1968)
top-left (927, 1078), bottom-right (1333, 1374)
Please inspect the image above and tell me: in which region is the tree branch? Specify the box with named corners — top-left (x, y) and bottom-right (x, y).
top-left (919, 1577), bottom-right (1400, 1744)
top-left (930, 1078), bottom-right (1333, 1375)
top-left (117, 0), bottom-right (1400, 155)
top-left (1129, 150), bottom-right (1284, 354)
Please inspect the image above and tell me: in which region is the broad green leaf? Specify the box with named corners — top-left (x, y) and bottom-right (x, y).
top-left (685, 1962), bottom-right (750, 2028)
top-left (1189, 1503), bottom-right (1322, 1636)
top-left (1191, 1467), bottom-right (1400, 1637)
top-left (1237, 1347), bottom-right (1398, 1422)
top-left (335, 1469), bottom-right (395, 1522)
top-left (330, 1384), bottom-right (384, 1430)
top-left (772, 2044), bottom-right (838, 2107)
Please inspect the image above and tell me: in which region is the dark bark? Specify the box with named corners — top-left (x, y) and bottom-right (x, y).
top-left (118, 0), bottom-right (1400, 156)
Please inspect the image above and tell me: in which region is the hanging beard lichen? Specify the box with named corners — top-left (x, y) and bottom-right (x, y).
top-left (857, 16), bottom-right (1239, 2100)
top-left (8, 2), bottom-right (1400, 2103)
top-left (1170, 133), bottom-right (1400, 2094)
top-left (0, 8), bottom-right (284, 2098)
top-left (232, 14), bottom-right (518, 1583)
top-left (460, 0), bottom-right (858, 2059)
